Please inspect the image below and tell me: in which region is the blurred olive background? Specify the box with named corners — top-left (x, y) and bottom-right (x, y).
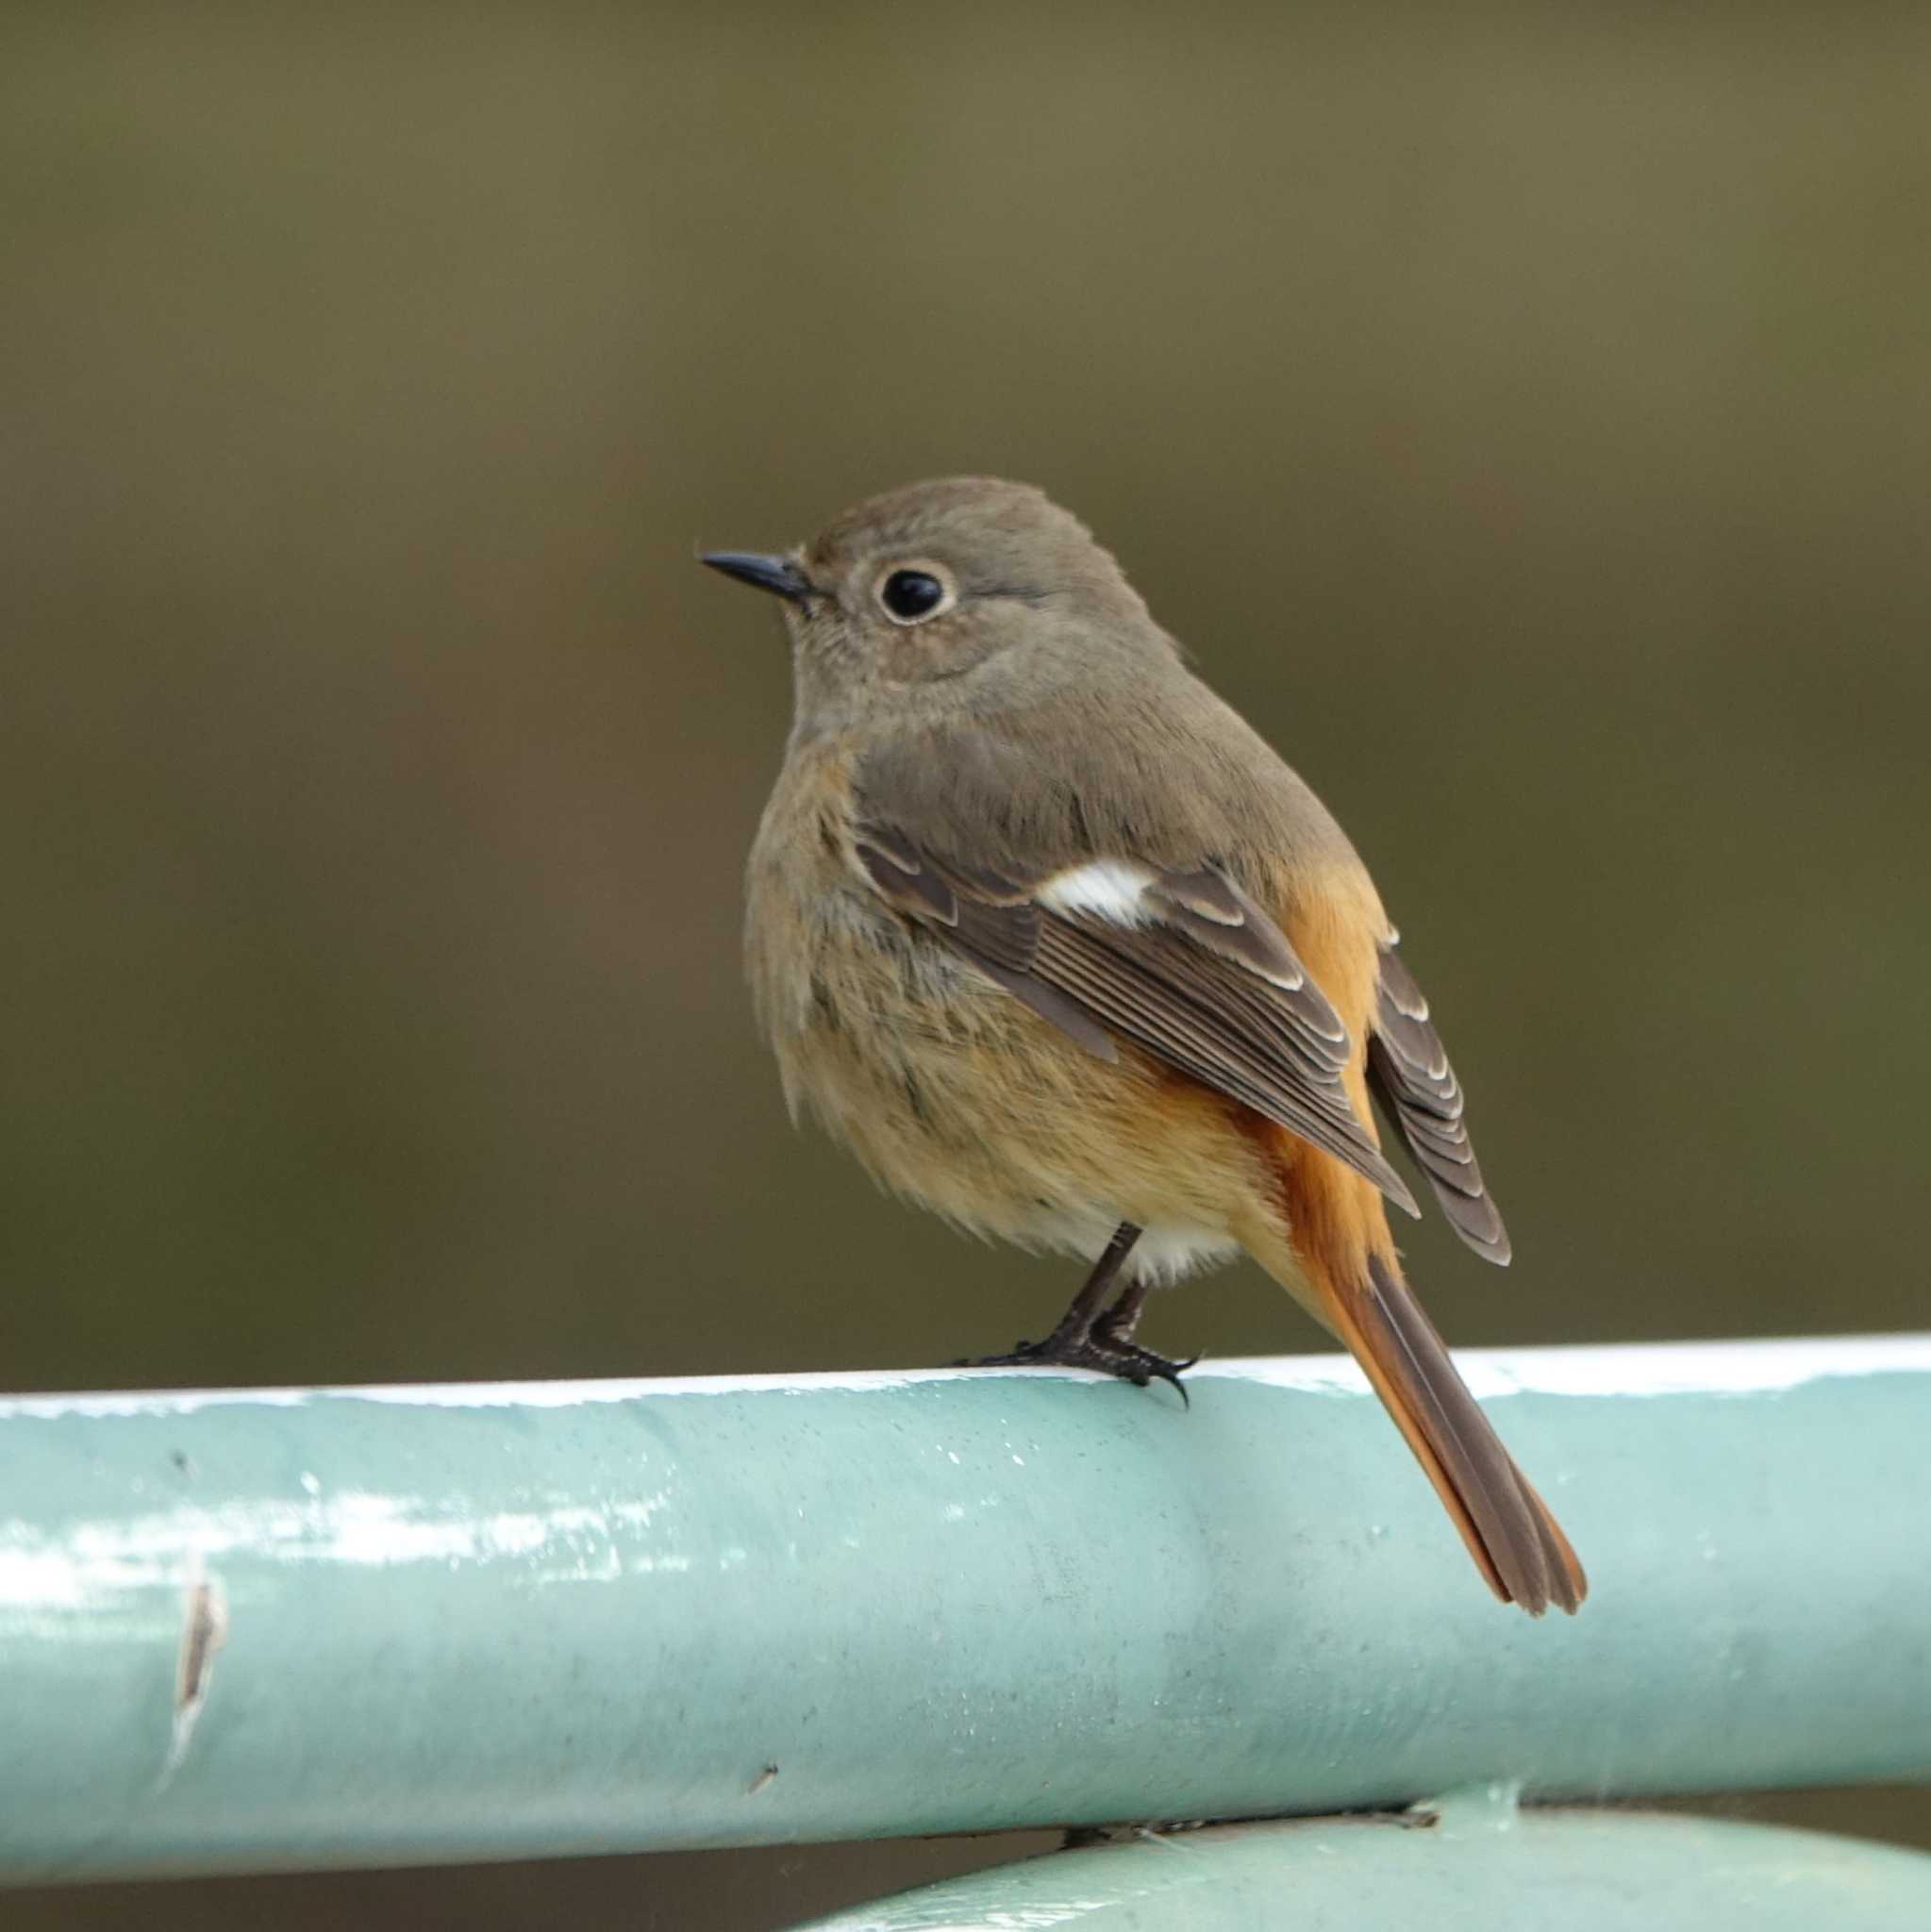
top-left (5, 4), bottom-right (1927, 1925)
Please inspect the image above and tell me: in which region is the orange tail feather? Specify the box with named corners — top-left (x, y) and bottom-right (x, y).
top-left (1251, 1139), bottom-right (1587, 1614)
top-left (1325, 1250), bottom-right (1585, 1613)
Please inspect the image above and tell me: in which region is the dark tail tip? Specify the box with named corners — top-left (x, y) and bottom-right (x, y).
top-left (1363, 1254), bottom-right (1589, 1616)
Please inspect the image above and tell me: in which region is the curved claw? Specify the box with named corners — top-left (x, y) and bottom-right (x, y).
top-left (1139, 1352), bottom-right (1201, 1407)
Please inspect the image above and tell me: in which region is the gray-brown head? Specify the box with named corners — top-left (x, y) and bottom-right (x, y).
top-left (702, 477), bottom-right (1174, 741)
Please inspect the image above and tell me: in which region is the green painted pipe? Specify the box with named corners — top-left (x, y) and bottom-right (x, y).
top-left (1, 1338), bottom-right (1927, 1883)
top-left (795, 1801), bottom-right (1931, 1931)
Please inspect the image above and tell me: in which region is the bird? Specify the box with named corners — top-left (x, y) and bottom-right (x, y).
top-left (701, 476), bottom-right (1585, 1615)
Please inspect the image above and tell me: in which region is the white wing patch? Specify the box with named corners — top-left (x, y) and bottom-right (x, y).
top-left (1037, 859), bottom-right (1157, 925)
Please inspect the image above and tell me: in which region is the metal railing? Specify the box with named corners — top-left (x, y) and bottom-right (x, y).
top-left (4, 1337), bottom-right (1929, 1923)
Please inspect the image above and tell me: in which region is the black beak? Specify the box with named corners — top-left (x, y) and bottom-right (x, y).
top-left (700, 550), bottom-right (816, 603)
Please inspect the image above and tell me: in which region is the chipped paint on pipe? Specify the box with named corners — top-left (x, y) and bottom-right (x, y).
top-left (1, 1337), bottom-right (1928, 1882)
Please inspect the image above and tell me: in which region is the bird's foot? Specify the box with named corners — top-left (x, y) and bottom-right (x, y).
top-left (960, 1327), bottom-right (1198, 1404)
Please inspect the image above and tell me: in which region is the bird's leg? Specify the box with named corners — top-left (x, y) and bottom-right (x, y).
top-left (1090, 1274), bottom-right (1151, 1345)
top-left (966, 1223), bottom-right (1197, 1401)
top-left (965, 1223), bottom-right (1137, 1363)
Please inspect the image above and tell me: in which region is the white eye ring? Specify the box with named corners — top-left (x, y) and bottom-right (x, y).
top-left (874, 560), bottom-right (957, 625)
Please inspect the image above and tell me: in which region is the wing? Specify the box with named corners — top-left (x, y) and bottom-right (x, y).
top-left (851, 818), bottom-right (1421, 1220)
top-left (1365, 938), bottom-right (1511, 1264)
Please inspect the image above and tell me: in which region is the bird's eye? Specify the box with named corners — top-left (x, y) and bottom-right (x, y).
top-left (876, 566), bottom-right (953, 625)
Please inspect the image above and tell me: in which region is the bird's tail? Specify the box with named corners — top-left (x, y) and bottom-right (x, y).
top-left (1246, 1154), bottom-right (1587, 1614)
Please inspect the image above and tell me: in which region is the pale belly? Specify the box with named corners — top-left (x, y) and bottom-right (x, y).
top-left (749, 875), bottom-right (1260, 1285)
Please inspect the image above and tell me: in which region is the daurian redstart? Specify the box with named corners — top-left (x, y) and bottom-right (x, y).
top-left (703, 476), bottom-right (1585, 1615)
